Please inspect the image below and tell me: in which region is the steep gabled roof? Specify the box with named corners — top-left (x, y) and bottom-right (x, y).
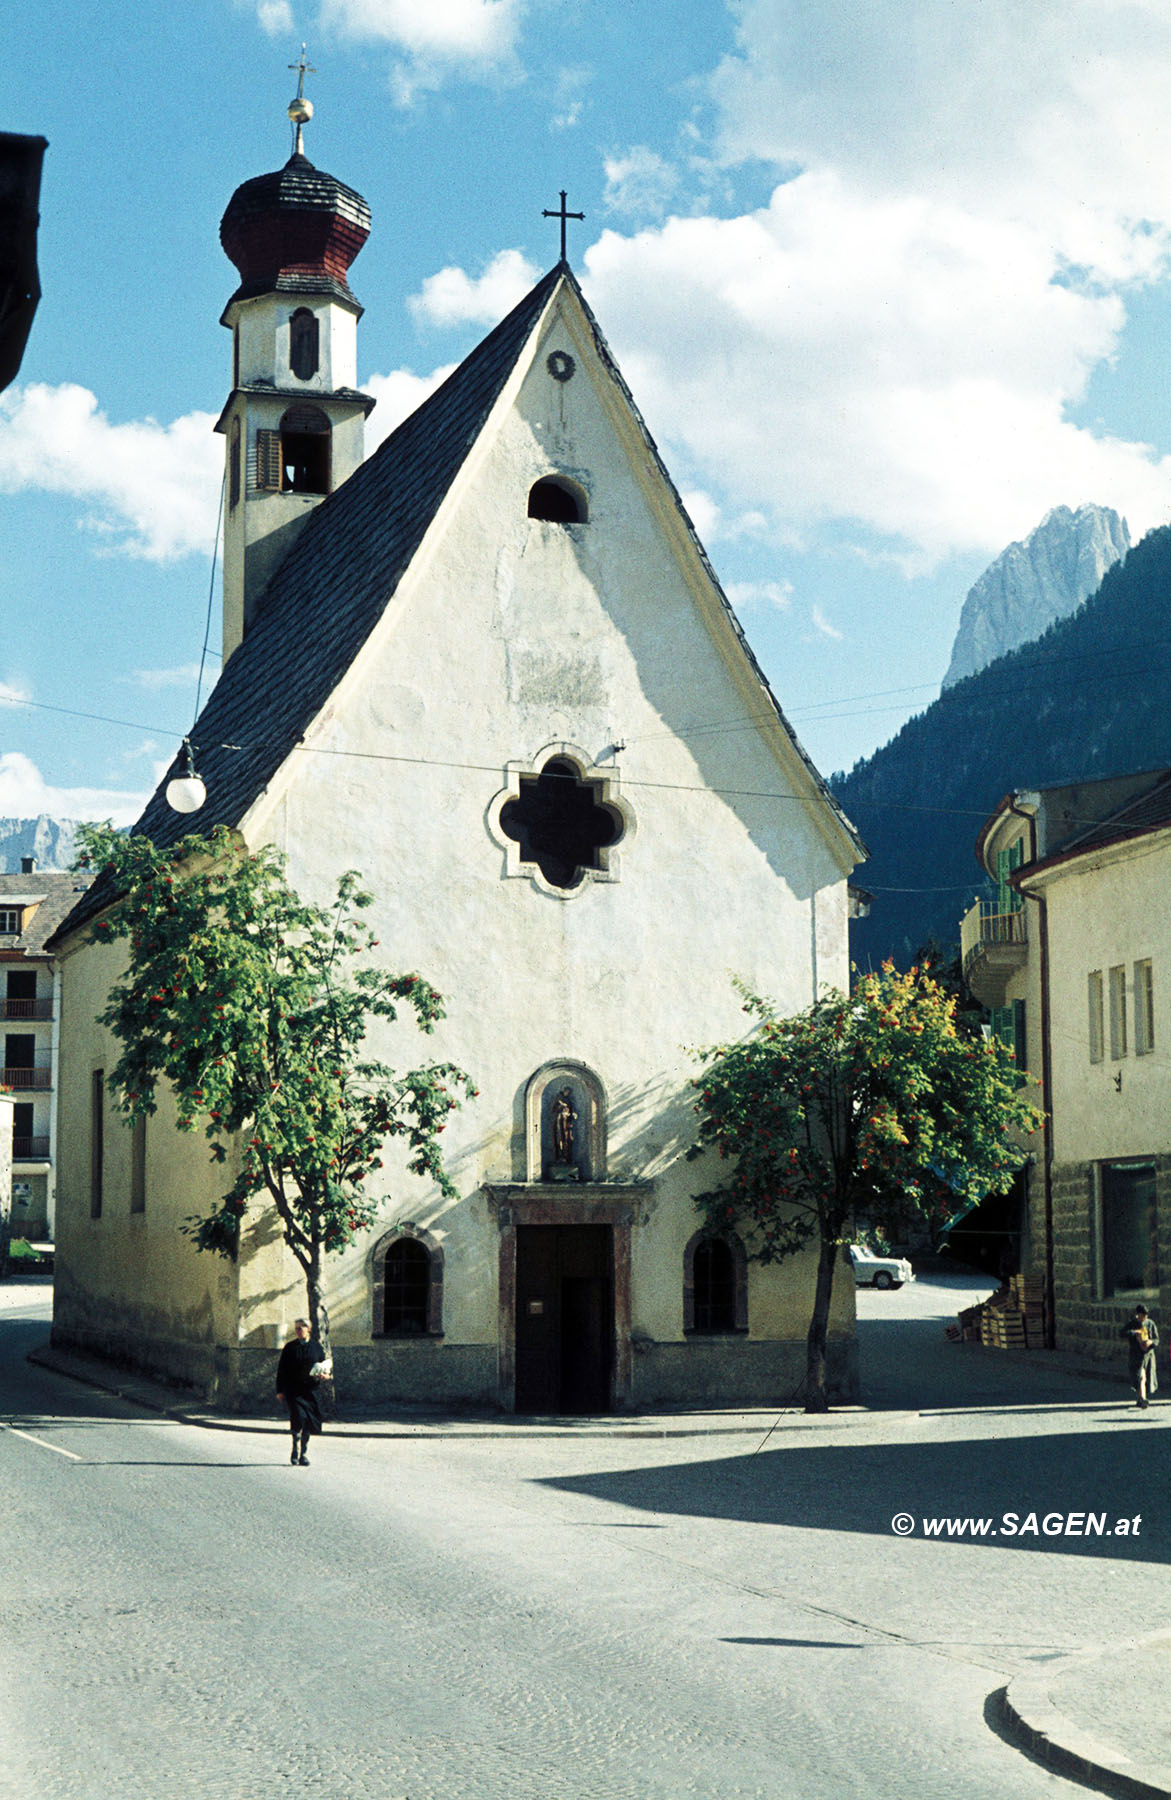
top-left (55, 260), bottom-right (862, 945)
top-left (53, 265), bottom-right (563, 944)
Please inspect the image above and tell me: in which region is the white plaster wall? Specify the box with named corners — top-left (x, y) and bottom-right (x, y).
top-left (231, 294), bottom-right (358, 392)
top-left (1040, 836), bottom-right (1171, 1166)
top-left (245, 289), bottom-right (858, 1351)
top-left (53, 937), bottom-right (240, 1359)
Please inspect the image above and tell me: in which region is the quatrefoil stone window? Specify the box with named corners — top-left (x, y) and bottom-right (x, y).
top-left (488, 744), bottom-right (633, 897)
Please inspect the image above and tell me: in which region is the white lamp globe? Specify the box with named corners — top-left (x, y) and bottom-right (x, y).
top-left (165, 740), bottom-right (206, 814)
top-left (166, 773), bottom-right (207, 814)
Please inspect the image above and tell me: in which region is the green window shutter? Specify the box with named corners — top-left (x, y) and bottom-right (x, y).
top-left (1012, 998), bottom-right (1027, 1073)
top-left (996, 840), bottom-right (1024, 912)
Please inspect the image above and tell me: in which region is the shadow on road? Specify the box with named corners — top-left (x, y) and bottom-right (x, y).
top-left (536, 1426), bottom-right (1166, 1563)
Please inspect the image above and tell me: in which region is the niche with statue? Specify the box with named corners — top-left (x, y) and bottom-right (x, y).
top-left (524, 1062), bottom-right (607, 1185)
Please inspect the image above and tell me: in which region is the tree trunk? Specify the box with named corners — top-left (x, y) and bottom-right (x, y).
top-left (804, 1232), bottom-right (839, 1413)
top-left (305, 1243), bottom-right (332, 1357)
top-left (305, 1236), bottom-right (334, 1415)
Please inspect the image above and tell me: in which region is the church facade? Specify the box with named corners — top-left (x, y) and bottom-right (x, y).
top-left (49, 120), bottom-right (865, 1412)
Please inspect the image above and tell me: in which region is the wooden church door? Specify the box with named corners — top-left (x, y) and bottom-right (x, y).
top-left (514, 1224), bottom-right (613, 1413)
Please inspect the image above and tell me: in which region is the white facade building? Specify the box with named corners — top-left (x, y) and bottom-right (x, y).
top-left (49, 127), bottom-right (865, 1412)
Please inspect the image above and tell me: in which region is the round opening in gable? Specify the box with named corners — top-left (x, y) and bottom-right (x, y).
top-left (528, 477), bottom-right (587, 524)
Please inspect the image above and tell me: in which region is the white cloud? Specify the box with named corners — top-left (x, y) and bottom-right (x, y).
top-left (810, 604), bottom-right (843, 641)
top-left (319, 0), bottom-right (524, 97)
top-left (255, 0), bottom-right (295, 33)
top-left (0, 681), bottom-right (31, 707)
top-left (711, 0), bottom-right (1171, 284)
top-left (550, 3), bottom-right (1171, 570)
top-left (726, 579), bottom-right (793, 612)
top-left (407, 250), bottom-right (540, 329)
top-left (364, 363), bottom-right (458, 449)
top-left (550, 64), bottom-right (590, 132)
top-left (124, 664), bottom-right (204, 692)
top-left (0, 384), bottom-right (221, 562)
top-left (0, 753), bottom-right (147, 829)
top-left (604, 148), bottom-right (679, 218)
top-left (583, 168), bottom-right (1171, 567)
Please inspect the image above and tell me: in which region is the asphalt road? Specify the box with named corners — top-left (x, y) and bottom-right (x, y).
top-left (1, 1272), bottom-right (1164, 1800)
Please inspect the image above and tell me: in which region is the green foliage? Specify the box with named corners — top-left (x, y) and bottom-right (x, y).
top-left (77, 824), bottom-right (475, 1340)
top-left (690, 966), bottom-right (1044, 1407)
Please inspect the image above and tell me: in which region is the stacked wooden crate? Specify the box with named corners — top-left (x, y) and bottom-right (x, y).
top-left (1010, 1272), bottom-right (1045, 1347)
top-left (954, 1275), bottom-right (1044, 1349)
top-left (979, 1293), bottom-right (1026, 1348)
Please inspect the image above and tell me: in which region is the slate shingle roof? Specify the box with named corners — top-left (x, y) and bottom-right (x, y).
top-left (0, 872), bottom-right (93, 956)
top-left (52, 265), bottom-right (564, 944)
top-left (1037, 769), bottom-right (1171, 866)
top-left (53, 260), bottom-right (862, 945)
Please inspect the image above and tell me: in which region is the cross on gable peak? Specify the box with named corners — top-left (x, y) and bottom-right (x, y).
top-left (542, 189), bottom-right (585, 265)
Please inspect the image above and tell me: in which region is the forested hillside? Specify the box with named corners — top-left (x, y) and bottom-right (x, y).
top-left (832, 525), bottom-right (1171, 969)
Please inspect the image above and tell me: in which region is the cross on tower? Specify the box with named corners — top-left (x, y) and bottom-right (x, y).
top-left (287, 44), bottom-right (316, 155)
top-left (289, 44), bottom-right (316, 102)
top-left (542, 190), bottom-right (585, 264)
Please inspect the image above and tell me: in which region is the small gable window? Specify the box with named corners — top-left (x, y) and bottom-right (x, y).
top-left (289, 308), bottom-right (320, 381)
top-left (528, 477), bottom-right (586, 524)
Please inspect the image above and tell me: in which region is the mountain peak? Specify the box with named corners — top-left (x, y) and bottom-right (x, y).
top-left (942, 503), bottom-right (1130, 689)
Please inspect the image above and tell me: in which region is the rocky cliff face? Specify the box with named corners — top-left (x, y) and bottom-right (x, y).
top-left (0, 816), bottom-right (79, 873)
top-left (942, 504), bottom-right (1130, 688)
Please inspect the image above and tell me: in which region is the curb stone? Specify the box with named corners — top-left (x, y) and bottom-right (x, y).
top-left (995, 1639), bottom-right (1171, 1800)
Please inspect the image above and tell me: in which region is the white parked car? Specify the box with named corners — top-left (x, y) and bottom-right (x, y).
top-left (847, 1244), bottom-right (914, 1290)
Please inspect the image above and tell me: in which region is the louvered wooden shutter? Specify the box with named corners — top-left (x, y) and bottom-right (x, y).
top-left (256, 428), bottom-right (282, 491)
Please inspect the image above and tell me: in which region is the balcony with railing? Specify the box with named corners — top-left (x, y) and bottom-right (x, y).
top-left (1, 1063), bottom-right (52, 1090)
top-left (3, 997), bottom-right (52, 1020)
top-left (12, 1135), bottom-right (49, 1161)
top-left (961, 899), bottom-right (1028, 1007)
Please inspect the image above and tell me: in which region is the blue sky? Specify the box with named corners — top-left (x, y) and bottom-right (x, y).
top-left (6, 0), bottom-right (1171, 826)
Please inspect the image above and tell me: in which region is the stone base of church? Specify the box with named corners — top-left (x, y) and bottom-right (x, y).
top-left (230, 1341), bottom-right (501, 1411)
top-left (47, 1323), bottom-right (859, 1414)
top-left (632, 1336), bottom-right (858, 1407)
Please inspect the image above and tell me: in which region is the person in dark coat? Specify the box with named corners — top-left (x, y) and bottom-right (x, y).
top-left (1121, 1304), bottom-right (1159, 1409)
top-left (276, 1318), bottom-right (326, 1464)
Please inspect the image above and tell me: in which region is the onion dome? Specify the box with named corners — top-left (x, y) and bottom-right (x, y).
top-left (220, 153), bottom-right (371, 311)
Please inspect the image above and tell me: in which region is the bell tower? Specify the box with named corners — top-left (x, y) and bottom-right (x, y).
top-left (216, 54), bottom-right (374, 660)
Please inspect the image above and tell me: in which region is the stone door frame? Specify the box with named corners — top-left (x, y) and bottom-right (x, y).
top-left (485, 1184), bottom-right (646, 1412)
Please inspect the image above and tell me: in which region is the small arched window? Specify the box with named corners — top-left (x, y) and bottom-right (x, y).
top-left (280, 404), bottom-right (331, 495)
top-left (229, 417), bottom-right (242, 510)
top-left (683, 1230), bottom-right (748, 1336)
top-left (289, 308), bottom-right (320, 381)
top-left (528, 477), bottom-right (586, 523)
top-left (373, 1229), bottom-right (444, 1337)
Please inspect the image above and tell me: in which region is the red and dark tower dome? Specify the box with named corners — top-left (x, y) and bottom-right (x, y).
top-left (220, 152), bottom-right (371, 312)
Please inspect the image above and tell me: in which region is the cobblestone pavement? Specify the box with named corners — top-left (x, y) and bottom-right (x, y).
top-left (2, 1278), bottom-right (1168, 1799)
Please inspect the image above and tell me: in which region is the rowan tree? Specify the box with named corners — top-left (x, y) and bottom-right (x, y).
top-left (77, 824), bottom-right (475, 1353)
top-left (689, 964), bottom-right (1043, 1412)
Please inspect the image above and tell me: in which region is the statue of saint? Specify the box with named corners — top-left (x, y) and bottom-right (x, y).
top-left (552, 1087), bottom-right (577, 1166)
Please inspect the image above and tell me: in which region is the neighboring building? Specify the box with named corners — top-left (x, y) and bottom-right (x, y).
top-left (48, 111), bottom-right (865, 1413)
top-left (0, 860), bottom-right (93, 1240)
top-left (961, 769), bottom-right (1169, 1352)
top-left (0, 130), bottom-right (47, 391)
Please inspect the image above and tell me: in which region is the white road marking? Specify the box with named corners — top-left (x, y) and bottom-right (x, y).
top-left (1, 1423), bottom-right (84, 1461)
